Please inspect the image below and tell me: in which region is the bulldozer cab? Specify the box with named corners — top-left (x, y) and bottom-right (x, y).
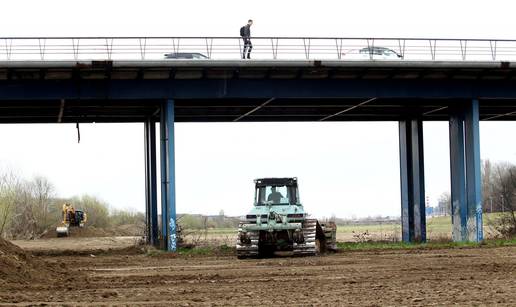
top-left (254, 178), bottom-right (300, 205)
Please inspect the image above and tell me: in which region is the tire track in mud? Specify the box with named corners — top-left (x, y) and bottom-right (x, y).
top-left (1, 246), bottom-right (515, 306)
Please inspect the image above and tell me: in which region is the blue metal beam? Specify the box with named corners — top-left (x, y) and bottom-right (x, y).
top-left (449, 100), bottom-right (483, 242)
top-left (399, 121), bottom-right (411, 242)
top-left (399, 119), bottom-right (426, 243)
top-left (2, 79), bottom-right (516, 100)
top-left (464, 99), bottom-right (483, 242)
top-left (410, 119), bottom-right (426, 242)
top-left (144, 118), bottom-right (158, 246)
top-left (160, 99), bottom-right (177, 251)
top-left (449, 112), bottom-right (467, 241)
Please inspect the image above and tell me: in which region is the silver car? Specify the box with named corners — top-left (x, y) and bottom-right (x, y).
top-left (343, 47), bottom-right (403, 60)
top-left (164, 52), bottom-right (209, 59)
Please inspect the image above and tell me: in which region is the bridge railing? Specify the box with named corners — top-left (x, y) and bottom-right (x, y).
top-left (1, 37), bottom-right (516, 61)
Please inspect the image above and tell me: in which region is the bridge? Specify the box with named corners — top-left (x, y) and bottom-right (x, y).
top-left (2, 37), bottom-right (516, 250)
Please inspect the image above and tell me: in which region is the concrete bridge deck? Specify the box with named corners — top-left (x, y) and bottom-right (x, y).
top-left (1, 60), bottom-right (516, 123)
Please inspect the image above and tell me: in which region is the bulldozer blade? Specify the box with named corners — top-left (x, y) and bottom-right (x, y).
top-left (56, 226), bottom-right (69, 237)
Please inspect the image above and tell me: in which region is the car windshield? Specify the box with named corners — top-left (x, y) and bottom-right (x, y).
top-left (255, 185), bottom-right (298, 205)
top-left (192, 53), bottom-right (207, 59)
top-left (359, 47), bottom-right (397, 56)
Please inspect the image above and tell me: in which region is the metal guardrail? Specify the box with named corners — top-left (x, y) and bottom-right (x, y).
top-left (1, 37), bottom-right (516, 61)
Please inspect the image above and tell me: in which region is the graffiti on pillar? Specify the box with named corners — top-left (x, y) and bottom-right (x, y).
top-left (168, 218), bottom-right (177, 251)
top-left (475, 205), bottom-right (483, 241)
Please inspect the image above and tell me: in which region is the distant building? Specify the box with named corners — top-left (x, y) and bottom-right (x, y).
top-left (425, 206), bottom-right (434, 216)
top-left (436, 199), bottom-right (449, 216)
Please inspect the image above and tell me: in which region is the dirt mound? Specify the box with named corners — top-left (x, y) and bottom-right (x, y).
top-left (2, 244), bottom-right (514, 305)
top-left (71, 226), bottom-right (115, 237)
top-left (41, 224), bottom-right (143, 239)
top-left (71, 225), bottom-right (143, 237)
top-left (114, 223), bottom-right (144, 236)
top-left (0, 237), bottom-right (70, 287)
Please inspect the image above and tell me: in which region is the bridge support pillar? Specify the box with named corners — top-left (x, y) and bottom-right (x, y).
top-left (160, 99), bottom-right (177, 251)
top-left (399, 119), bottom-right (426, 243)
top-left (449, 99), bottom-right (483, 242)
top-left (144, 118), bottom-right (158, 247)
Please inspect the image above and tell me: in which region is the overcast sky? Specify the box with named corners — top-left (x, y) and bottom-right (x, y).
top-left (1, 0), bottom-right (516, 218)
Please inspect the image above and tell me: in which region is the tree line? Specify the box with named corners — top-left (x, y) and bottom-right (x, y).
top-left (0, 170), bottom-right (143, 239)
top-left (437, 160), bottom-right (516, 237)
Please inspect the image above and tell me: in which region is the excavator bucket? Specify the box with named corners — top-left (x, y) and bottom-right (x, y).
top-left (56, 226), bottom-right (69, 237)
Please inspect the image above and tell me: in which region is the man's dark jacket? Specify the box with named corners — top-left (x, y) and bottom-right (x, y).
top-left (242, 25), bottom-right (251, 39)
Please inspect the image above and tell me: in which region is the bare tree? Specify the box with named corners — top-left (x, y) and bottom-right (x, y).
top-left (437, 192), bottom-right (451, 216)
top-left (0, 171), bottom-right (21, 237)
top-left (29, 176), bottom-right (55, 234)
top-left (491, 162), bottom-right (516, 237)
top-left (482, 159), bottom-right (495, 212)
top-left (0, 171), bottom-right (59, 239)
top-left (9, 180), bottom-right (38, 239)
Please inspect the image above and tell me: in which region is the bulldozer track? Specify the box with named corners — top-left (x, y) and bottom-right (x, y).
top-left (293, 218), bottom-right (319, 256)
top-left (236, 222), bottom-right (259, 259)
top-left (236, 219), bottom-right (336, 258)
top-left (321, 222), bottom-right (337, 251)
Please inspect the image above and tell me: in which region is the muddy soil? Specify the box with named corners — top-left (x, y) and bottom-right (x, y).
top-left (2, 238), bottom-right (515, 306)
top-left (0, 237), bottom-right (77, 289)
top-left (40, 224), bottom-right (144, 239)
top-left (12, 236), bottom-right (141, 255)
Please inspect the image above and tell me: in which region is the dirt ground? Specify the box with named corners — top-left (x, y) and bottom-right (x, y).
top-left (13, 236), bottom-right (141, 255)
top-left (1, 237), bottom-right (515, 306)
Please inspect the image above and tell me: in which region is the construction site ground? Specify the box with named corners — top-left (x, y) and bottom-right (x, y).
top-left (2, 237), bottom-right (515, 306)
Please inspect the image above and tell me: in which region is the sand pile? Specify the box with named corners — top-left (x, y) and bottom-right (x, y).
top-left (41, 224), bottom-right (143, 239)
top-left (0, 237), bottom-right (63, 286)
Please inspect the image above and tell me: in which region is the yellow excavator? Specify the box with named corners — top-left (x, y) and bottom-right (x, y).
top-left (56, 203), bottom-right (87, 237)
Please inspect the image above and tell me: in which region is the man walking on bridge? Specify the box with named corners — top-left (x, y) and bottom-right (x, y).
top-left (240, 19), bottom-right (253, 59)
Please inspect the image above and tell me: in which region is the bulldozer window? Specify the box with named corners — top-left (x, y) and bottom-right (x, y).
top-left (255, 185), bottom-right (290, 205)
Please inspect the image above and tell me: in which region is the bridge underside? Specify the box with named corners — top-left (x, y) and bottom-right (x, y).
top-left (1, 61), bottom-right (516, 123)
top-left (1, 97), bottom-right (516, 123)
top-left (1, 60), bottom-right (512, 249)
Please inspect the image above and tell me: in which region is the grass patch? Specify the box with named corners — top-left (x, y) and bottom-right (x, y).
top-left (337, 237), bottom-right (516, 251)
top-left (177, 246), bottom-right (214, 255)
top-left (145, 237), bottom-right (515, 257)
top-left (177, 244), bottom-right (235, 256)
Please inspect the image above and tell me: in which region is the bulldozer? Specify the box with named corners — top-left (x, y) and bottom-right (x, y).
top-left (56, 203), bottom-right (87, 237)
top-left (236, 178), bottom-right (337, 258)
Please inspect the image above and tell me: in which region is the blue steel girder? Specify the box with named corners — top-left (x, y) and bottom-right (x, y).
top-left (449, 100), bottom-right (483, 242)
top-left (464, 99), bottom-right (483, 241)
top-left (2, 79), bottom-right (516, 100)
top-left (160, 100), bottom-right (177, 251)
top-left (399, 119), bottom-right (426, 243)
top-left (399, 121), bottom-right (410, 241)
top-left (449, 112), bottom-right (467, 241)
top-left (144, 118), bottom-right (158, 246)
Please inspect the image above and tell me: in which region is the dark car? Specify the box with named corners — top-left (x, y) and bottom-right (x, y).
top-left (164, 52), bottom-right (209, 59)
top-left (343, 47), bottom-right (403, 60)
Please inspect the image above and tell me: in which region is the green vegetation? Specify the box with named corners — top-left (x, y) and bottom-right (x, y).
top-left (148, 245), bottom-right (235, 256)
top-left (0, 171), bottom-right (144, 239)
top-left (69, 194), bottom-right (110, 228)
top-left (180, 213), bottom-right (501, 240)
top-left (338, 214), bottom-right (501, 236)
top-left (336, 223), bottom-right (399, 233)
top-left (178, 215), bottom-right (240, 230)
top-left (147, 239), bottom-right (516, 257)
top-left (337, 237), bottom-right (516, 251)
top-left (110, 209), bottom-right (145, 227)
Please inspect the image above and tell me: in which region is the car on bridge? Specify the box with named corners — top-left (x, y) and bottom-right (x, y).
top-left (164, 52), bottom-right (209, 59)
top-left (343, 46), bottom-right (403, 60)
